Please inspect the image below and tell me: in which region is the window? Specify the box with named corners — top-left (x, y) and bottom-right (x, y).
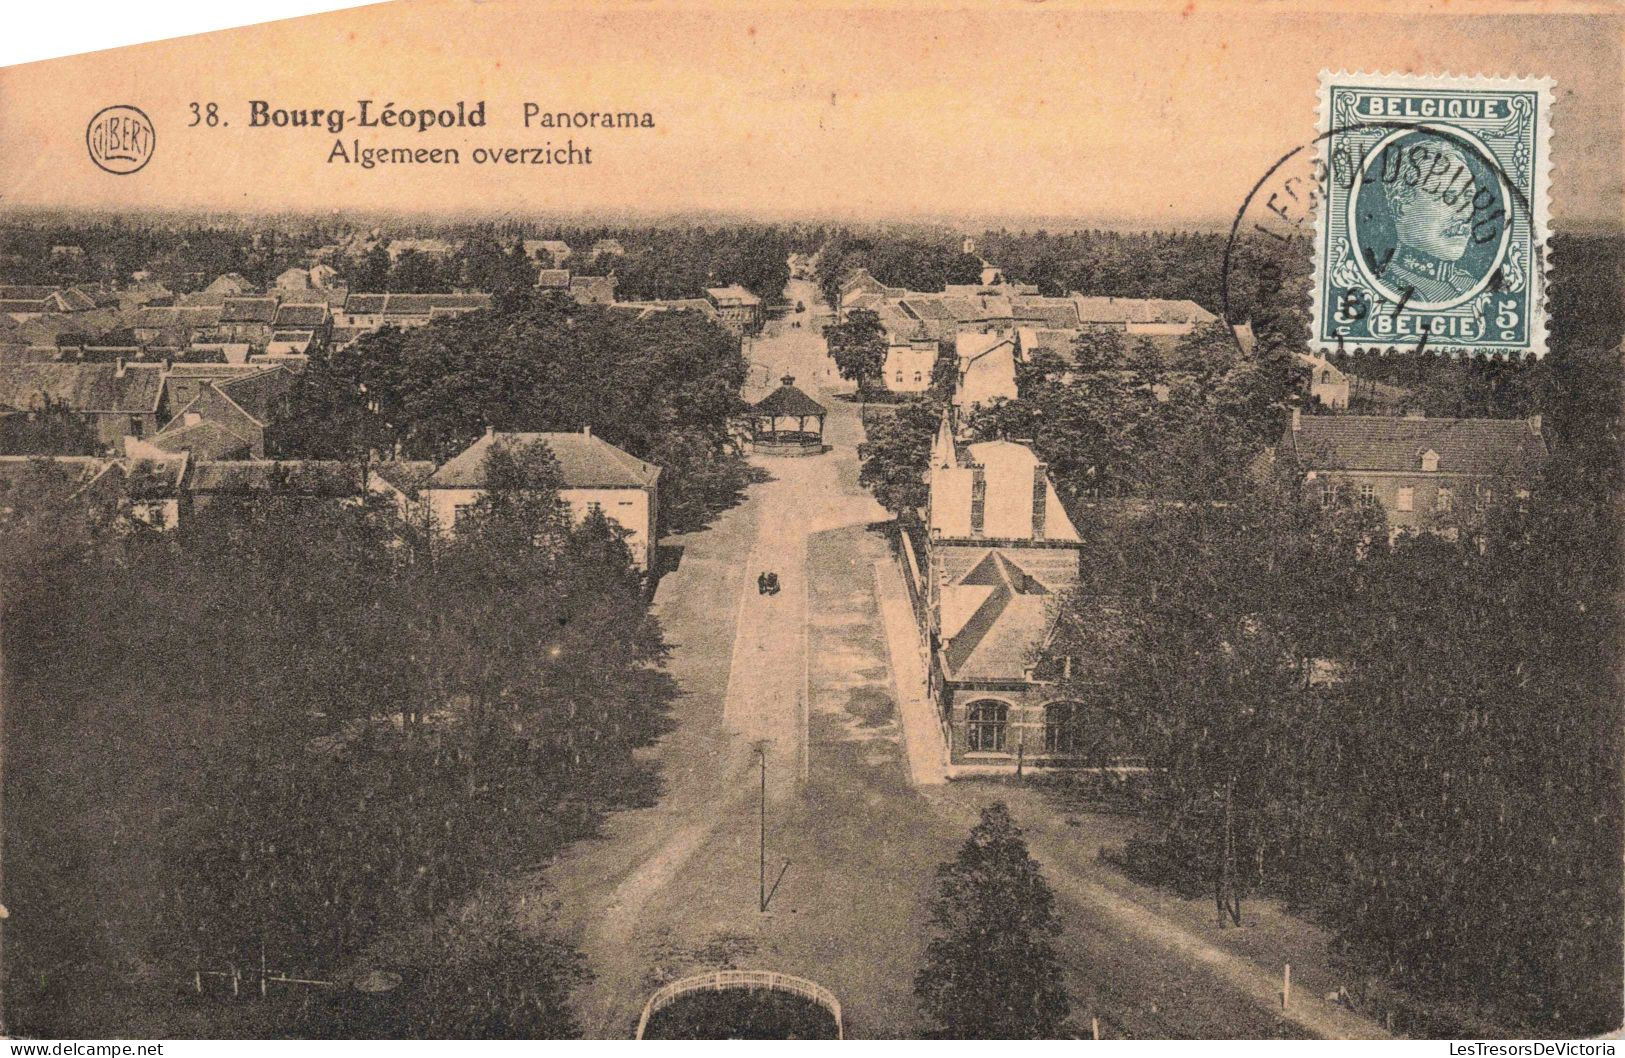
top-left (1477, 487), bottom-right (1492, 512)
top-left (966, 700), bottom-right (1008, 753)
top-left (1359, 483), bottom-right (1376, 506)
top-left (1320, 370), bottom-right (1331, 384)
top-left (1396, 486), bottom-right (1414, 512)
top-left (914, 371), bottom-right (923, 383)
top-left (895, 370), bottom-right (904, 383)
top-left (128, 415), bottom-right (144, 438)
top-left (453, 503), bottom-right (475, 527)
top-left (1436, 487), bottom-right (1453, 513)
top-left (1044, 702), bottom-right (1084, 755)
top-left (1319, 484), bottom-right (1334, 509)
top-left (1420, 449), bottom-right (1440, 472)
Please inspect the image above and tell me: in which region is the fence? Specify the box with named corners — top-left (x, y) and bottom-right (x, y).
top-left (634, 969), bottom-right (844, 1039)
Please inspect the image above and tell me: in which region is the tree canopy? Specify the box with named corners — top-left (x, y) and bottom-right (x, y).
top-left (915, 803), bottom-right (1071, 1039)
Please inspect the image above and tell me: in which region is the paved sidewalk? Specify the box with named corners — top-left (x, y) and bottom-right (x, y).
top-left (872, 557), bottom-right (948, 785)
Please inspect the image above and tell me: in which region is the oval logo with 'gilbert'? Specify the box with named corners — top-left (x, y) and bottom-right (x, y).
top-left (86, 105), bottom-right (156, 175)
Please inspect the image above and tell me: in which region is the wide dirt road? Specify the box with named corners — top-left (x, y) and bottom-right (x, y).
top-left (530, 285), bottom-right (885, 1036)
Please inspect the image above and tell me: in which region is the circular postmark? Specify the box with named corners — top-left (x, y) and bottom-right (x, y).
top-left (86, 105), bottom-right (156, 175)
top-left (1222, 119), bottom-right (1541, 360)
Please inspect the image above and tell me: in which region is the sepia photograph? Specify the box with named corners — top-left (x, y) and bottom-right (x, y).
top-left (0, 0), bottom-right (1620, 1046)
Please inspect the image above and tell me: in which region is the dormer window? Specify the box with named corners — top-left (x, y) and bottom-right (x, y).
top-left (1420, 449), bottom-right (1440, 472)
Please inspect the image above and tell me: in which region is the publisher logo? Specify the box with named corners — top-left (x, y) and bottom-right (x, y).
top-left (86, 105), bottom-right (156, 175)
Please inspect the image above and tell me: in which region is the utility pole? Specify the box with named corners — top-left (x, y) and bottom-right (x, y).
top-left (758, 743), bottom-right (767, 913)
top-left (752, 740), bottom-right (790, 914)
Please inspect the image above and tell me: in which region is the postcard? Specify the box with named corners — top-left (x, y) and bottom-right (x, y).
top-left (0, 0), bottom-right (1620, 1044)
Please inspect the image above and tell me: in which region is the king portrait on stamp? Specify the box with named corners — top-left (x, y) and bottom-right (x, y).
top-left (1312, 72), bottom-right (1553, 357)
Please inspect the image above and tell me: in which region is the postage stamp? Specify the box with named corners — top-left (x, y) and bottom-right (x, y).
top-left (1311, 71), bottom-right (1554, 358)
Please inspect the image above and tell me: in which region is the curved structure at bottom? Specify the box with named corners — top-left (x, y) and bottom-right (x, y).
top-left (635, 969), bottom-right (844, 1040)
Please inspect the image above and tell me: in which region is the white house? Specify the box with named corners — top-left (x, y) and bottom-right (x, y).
top-left (1299, 353), bottom-right (1351, 410)
top-left (953, 332), bottom-right (1019, 413)
top-left (425, 428), bottom-right (661, 570)
top-left (883, 338), bottom-right (938, 393)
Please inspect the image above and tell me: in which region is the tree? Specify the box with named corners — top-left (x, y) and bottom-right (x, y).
top-left (914, 803), bottom-right (1070, 1039)
top-left (823, 308), bottom-right (888, 392)
top-left (857, 397), bottom-right (943, 519)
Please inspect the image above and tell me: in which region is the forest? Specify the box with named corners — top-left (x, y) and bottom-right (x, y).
top-left (1, 442), bottom-right (666, 1037)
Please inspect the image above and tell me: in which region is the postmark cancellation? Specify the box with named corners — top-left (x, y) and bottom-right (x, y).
top-left (1311, 71), bottom-right (1554, 359)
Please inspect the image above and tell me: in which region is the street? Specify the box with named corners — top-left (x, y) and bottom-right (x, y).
top-left (528, 279), bottom-right (1387, 1040)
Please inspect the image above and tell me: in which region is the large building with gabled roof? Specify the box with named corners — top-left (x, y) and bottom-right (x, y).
top-left (426, 427), bottom-right (661, 570)
top-left (921, 412), bottom-right (1092, 768)
top-left (1276, 409), bottom-right (1549, 533)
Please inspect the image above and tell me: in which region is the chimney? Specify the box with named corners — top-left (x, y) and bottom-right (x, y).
top-left (115, 357), bottom-right (126, 378)
top-left (582, 425), bottom-right (592, 437)
top-left (1290, 407), bottom-right (1301, 431)
top-left (484, 424), bottom-right (495, 438)
top-left (969, 468), bottom-right (986, 538)
top-left (1031, 464), bottom-right (1048, 541)
top-left (1528, 413), bottom-right (1542, 436)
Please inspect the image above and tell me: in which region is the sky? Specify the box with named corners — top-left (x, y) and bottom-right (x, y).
top-left (0, 0), bottom-right (1619, 229)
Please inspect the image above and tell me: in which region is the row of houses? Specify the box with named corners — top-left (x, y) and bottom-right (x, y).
top-left (0, 358), bottom-right (301, 460)
top-left (0, 283), bottom-right (115, 323)
top-left (4, 426), bottom-right (662, 571)
top-left (840, 267), bottom-right (1226, 398)
top-left (539, 267), bottom-right (765, 336)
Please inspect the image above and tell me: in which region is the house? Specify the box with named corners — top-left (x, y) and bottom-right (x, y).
top-left (1277, 409), bottom-right (1548, 532)
top-left (274, 267), bottom-right (312, 292)
top-left (922, 414), bottom-right (1089, 768)
top-left (308, 264), bottom-right (341, 289)
top-left (131, 304), bottom-right (223, 345)
top-left (703, 284), bottom-right (764, 334)
top-left (882, 337), bottom-right (939, 393)
top-left (201, 273), bottom-right (255, 299)
top-left (218, 297), bottom-right (280, 346)
top-left (536, 268), bottom-right (572, 291)
top-left (953, 332), bottom-right (1019, 412)
top-left (386, 237), bottom-right (456, 262)
top-left (268, 302), bottom-right (331, 354)
top-left (568, 275), bottom-right (618, 306)
top-left (425, 428), bottom-right (661, 571)
top-left (1072, 296), bottom-right (1216, 334)
top-left (185, 459), bottom-right (365, 513)
top-left (0, 285), bottom-right (100, 323)
top-left (335, 292), bottom-right (492, 331)
top-left (1299, 353), bottom-right (1351, 410)
top-left (0, 361), bottom-right (166, 448)
top-left (155, 364), bottom-right (296, 459)
top-left (589, 238), bottom-right (626, 258)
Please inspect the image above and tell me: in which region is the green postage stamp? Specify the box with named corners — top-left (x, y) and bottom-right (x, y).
top-left (1312, 71), bottom-right (1553, 358)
